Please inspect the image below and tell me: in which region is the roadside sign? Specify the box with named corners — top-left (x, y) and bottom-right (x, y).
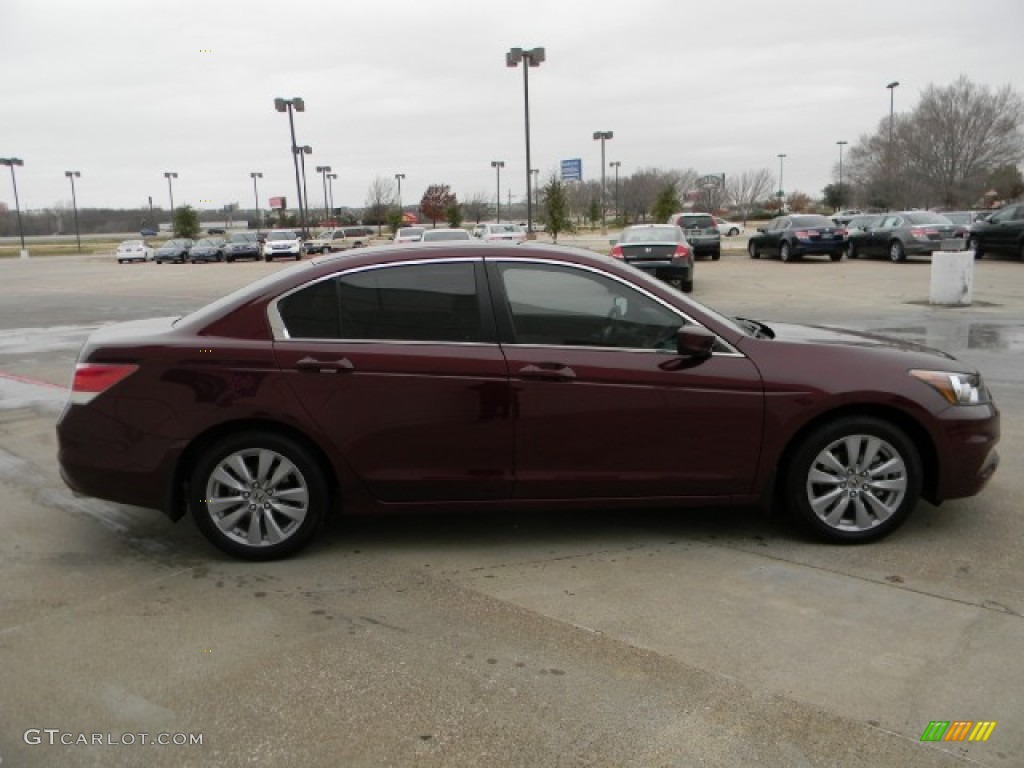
top-left (560, 158), bottom-right (582, 182)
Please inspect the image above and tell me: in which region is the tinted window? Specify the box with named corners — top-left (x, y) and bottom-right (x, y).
top-left (498, 263), bottom-right (683, 350)
top-left (338, 262), bottom-right (482, 342)
top-left (278, 278), bottom-right (341, 339)
top-left (679, 215), bottom-right (714, 228)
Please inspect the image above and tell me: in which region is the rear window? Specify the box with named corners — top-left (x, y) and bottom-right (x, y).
top-left (678, 215), bottom-right (714, 228)
top-left (790, 215), bottom-right (834, 228)
top-left (620, 226), bottom-right (680, 243)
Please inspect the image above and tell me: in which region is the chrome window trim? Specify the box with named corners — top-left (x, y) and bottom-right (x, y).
top-left (491, 257), bottom-right (744, 357)
top-left (268, 257), bottom-right (485, 342)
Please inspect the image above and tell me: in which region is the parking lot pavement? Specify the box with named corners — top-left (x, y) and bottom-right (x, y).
top-left (0, 252), bottom-right (1021, 766)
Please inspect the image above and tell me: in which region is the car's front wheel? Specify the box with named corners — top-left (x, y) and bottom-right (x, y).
top-left (780, 241), bottom-right (794, 262)
top-left (748, 242), bottom-right (760, 259)
top-left (848, 241), bottom-right (858, 259)
top-left (786, 417), bottom-right (921, 543)
top-left (190, 432), bottom-right (329, 560)
top-left (889, 240), bottom-right (906, 263)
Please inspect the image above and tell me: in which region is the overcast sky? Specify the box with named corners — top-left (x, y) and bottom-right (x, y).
top-left (2, 0), bottom-right (1023, 215)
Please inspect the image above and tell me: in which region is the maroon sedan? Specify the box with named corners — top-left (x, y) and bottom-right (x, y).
top-left (57, 242), bottom-right (1000, 559)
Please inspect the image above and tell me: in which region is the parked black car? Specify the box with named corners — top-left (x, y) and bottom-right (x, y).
top-left (189, 237), bottom-right (227, 263)
top-left (223, 233), bottom-right (262, 262)
top-left (669, 213), bottom-right (721, 260)
top-left (748, 215), bottom-right (845, 262)
top-left (843, 214), bottom-right (884, 259)
top-left (849, 211), bottom-right (966, 262)
top-left (609, 224), bottom-right (694, 292)
top-left (153, 238), bottom-right (194, 264)
top-left (968, 204), bottom-right (1024, 260)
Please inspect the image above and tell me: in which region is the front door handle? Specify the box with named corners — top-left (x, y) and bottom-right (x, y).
top-left (517, 363), bottom-right (576, 381)
top-left (295, 356), bottom-right (355, 374)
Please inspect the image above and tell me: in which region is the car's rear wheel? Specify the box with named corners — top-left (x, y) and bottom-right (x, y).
top-left (889, 240), bottom-right (906, 263)
top-left (710, 249), bottom-right (721, 261)
top-left (829, 251), bottom-right (843, 262)
top-left (681, 279), bottom-right (693, 293)
top-left (748, 242), bottom-right (760, 259)
top-left (190, 432), bottom-right (328, 560)
top-left (786, 417), bottom-right (921, 543)
top-left (728, 227), bottom-right (739, 236)
top-left (780, 241), bottom-right (794, 262)
top-left (264, 255), bottom-right (272, 262)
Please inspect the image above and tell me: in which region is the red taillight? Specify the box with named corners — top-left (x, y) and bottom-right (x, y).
top-left (70, 363), bottom-right (138, 404)
top-left (610, 244), bottom-right (624, 259)
top-left (835, 227), bottom-right (848, 237)
top-left (673, 244), bottom-right (691, 259)
top-left (911, 227), bottom-right (939, 238)
top-left (794, 230), bottom-right (811, 238)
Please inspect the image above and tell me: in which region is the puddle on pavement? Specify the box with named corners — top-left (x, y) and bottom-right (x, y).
top-left (869, 324), bottom-right (1024, 353)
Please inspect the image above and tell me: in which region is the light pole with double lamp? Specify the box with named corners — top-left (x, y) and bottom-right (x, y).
top-left (491, 161), bottom-right (504, 222)
top-left (250, 172), bottom-right (262, 232)
top-left (273, 97), bottom-right (308, 235)
top-left (164, 171), bottom-right (177, 219)
top-left (836, 141), bottom-right (848, 211)
top-left (776, 154), bottom-right (787, 213)
top-left (506, 46), bottom-right (545, 235)
top-left (316, 165), bottom-right (331, 224)
top-left (293, 145), bottom-right (312, 234)
top-left (592, 131), bottom-right (613, 234)
top-left (0, 158), bottom-right (26, 257)
top-left (609, 160), bottom-right (621, 224)
top-left (65, 170), bottom-right (82, 253)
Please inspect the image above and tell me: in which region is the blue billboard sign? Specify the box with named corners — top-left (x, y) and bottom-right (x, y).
top-left (560, 158), bottom-right (582, 181)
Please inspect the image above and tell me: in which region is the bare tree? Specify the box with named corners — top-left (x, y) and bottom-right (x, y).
top-left (726, 168), bottom-right (774, 223)
top-left (364, 176), bottom-right (396, 233)
top-left (903, 77), bottom-right (1024, 207)
top-left (462, 191), bottom-right (490, 223)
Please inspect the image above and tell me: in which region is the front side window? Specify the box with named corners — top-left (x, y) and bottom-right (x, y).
top-left (497, 262), bottom-right (683, 350)
top-left (278, 262), bottom-right (484, 343)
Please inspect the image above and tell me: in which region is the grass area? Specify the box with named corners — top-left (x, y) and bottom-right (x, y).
top-left (0, 241), bottom-right (117, 258)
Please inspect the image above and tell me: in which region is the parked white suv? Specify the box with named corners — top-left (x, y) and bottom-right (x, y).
top-left (262, 230), bottom-right (303, 261)
top-left (474, 222), bottom-right (526, 243)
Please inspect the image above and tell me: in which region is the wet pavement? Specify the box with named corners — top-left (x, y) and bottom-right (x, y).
top-left (0, 251), bottom-right (1021, 767)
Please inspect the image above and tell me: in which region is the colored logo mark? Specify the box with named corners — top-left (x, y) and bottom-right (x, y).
top-left (920, 721), bottom-right (996, 742)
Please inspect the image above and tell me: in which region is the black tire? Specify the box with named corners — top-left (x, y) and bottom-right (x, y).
top-left (728, 227), bottom-right (739, 237)
top-left (968, 237), bottom-right (982, 259)
top-left (117, 259), bottom-right (124, 264)
top-left (848, 241), bottom-right (859, 259)
top-left (710, 249), bottom-right (721, 261)
top-left (264, 255), bottom-right (272, 262)
top-left (681, 279), bottom-right (693, 293)
top-left (780, 241), bottom-right (794, 262)
top-left (748, 241), bottom-right (760, 259)
top-left (785, 417), bottom-right (921, 543)
top-left (829, 251), bottom-right (843, 262)
top-left (226, 255), bottom-right (234, 263)
top-left (889, 240), bottom-right (906, 263)
top-left (190, 432), bottom-right (329, 560)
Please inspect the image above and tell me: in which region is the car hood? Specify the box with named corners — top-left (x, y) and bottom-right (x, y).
top-left (765, 322), bottom-right (956, 360)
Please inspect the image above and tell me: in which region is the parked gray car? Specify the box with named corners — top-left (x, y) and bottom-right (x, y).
top-left (848, 211), bottom-right (967, 262)
top-left (153, 238), bottom-right (194, 264)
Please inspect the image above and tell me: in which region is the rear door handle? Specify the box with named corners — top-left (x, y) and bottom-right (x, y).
top-left (295, 356), bottom-right (355, 373)
top-left (517, 363), bottom-right (576, 381)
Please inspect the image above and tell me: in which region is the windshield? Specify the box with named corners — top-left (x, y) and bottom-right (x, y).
top-left (422, 231), bottom-right (470, 241)
top-left (267, 231), bottom-right (298, 241)
top-left (620, 226), bottom-right (680, 243)
top-left (229, 234), bottom-right (254, 243)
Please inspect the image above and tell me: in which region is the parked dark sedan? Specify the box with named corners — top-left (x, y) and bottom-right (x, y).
top-left (968, 203), bottom-right (1024, 261)
top-left (189, 237), bottom-right (226, 263)
top-left (57, 242), bottom-right (999, 559)
top-left (849, 211), bottom-right (967, 262)
top-left (153, 238), bottom-right (194, 264)
top-left (223, 232), bottom-right (262, 262)
top-left (747, 215), bottom-right (846, 262)
top-left (610, 224), bottom-right (694, 292)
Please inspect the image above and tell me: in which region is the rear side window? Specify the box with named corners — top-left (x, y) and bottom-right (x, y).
top-left (279, 262), bottom-right (484, 343)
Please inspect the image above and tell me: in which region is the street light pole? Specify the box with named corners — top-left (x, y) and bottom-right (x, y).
top-left (886, 81), bottom-right (900, 209)
top-left (274, 96), bottom-right (308, 235)
top-left (491, 161), bottom-right (504, 222)
top-left (316, 165), bottom-right (331, 224)
top-left (776, 154), bottom-right (787, 213)
top-left (0, 158), bottom-right (26, 257)
top-left (250, 172), bottom-right (263, 232)
top-left (164, 171), bottom-right (177, 219)
top-left (836, 141), bottom-right (848, 211)
top-left (530, 168), bottom-right (539, 222)
top-left (327, 173), bottom-right (337, 220)
top-left (395, 173), bottom-right (405, 212)
top-left (294, 145), bottom-right (312, 232)
top-left (592, 131), bottom-right (613, 234)
top-left (65, 170), bottom-right (82, 253)
top-left (609, 160), bottom-right (621, 224)
top-left (506, 46), bottom-right (545, 236)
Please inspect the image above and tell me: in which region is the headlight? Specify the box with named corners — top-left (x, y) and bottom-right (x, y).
top-left (910, 370), bottom-right (991, 405)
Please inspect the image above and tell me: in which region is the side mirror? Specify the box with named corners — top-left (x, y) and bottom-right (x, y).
top-left (756, 227), bottom-right (765, 233)
top-left (676, 326), bottom-right (716, 359)
top-left (609, 238), bottom-right (618, 246)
